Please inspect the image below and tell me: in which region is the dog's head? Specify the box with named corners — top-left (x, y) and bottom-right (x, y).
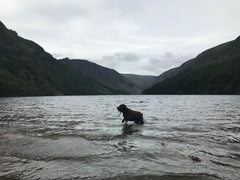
top-left (117, 104), bottom-right (127, 113)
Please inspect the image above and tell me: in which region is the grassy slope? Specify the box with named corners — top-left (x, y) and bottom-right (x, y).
top-left (143, 36), bottom-right (240, 94)
top-left (0, 21), bottom-right (138, 96)
top-left (122, 74), bottom-right (156, 90)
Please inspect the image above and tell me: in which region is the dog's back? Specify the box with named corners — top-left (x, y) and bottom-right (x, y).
top-left (127, 108), bottom-right (144, 125)
top-left (118, 104), bottom-right (144, 125)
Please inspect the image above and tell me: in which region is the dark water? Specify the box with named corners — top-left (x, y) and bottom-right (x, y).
top-left (0, 95), bottom-right (240, 180)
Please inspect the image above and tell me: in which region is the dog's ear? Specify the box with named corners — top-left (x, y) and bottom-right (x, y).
top-left (121, 104), bottom-right (127, 109)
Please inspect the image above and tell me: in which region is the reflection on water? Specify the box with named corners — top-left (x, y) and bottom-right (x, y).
top-left (122, 124), bottom-right (142, 135)
top-left (0, 95), bottom-right (240, 180)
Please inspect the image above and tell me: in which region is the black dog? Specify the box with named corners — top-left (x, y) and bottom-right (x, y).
top-left (117, 104), bottom-right (144, 125)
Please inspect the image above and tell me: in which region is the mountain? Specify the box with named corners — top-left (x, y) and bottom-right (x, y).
top-left (59, 58), bottom-right (141, 94)
top-left (122, 74), bottom-right (156, 90)
top-left (0, 21), bottom-right (140, 97)
top-left (155, 67), bottom-right (180, 83)
top-left (143, 36), bottom-right (240, 94)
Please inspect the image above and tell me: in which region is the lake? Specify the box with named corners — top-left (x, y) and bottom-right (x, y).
top-left (0, 95), bottom-right (240, 180)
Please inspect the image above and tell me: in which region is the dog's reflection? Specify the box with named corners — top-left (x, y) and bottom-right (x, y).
top-left (122, 123), bottom-right (141, 135)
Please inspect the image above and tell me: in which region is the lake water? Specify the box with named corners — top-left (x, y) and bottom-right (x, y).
top-left (0, 95), bottom-right (240, 180)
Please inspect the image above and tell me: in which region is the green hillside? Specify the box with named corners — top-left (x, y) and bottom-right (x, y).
top-left (0, 21), bottom-right (140, 97)
top-left (122, 74), bottom-right (156, 90)
top-left (143, 36), bottom-right (240, 94)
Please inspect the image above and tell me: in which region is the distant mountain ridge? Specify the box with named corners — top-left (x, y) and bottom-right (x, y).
top-left (0, 21), bottom-right (146, 96)
top-left (59, 58), bottom-right (141, 94)
top-left (122, 74), bottom-right (156, 90)
top-left (143, 36), bottom-right (240, 94)
top-left (1, 20), bottom-right (239, 96)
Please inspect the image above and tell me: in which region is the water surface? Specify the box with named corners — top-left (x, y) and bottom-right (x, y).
top-left (0, 95), bottom-right (240, 180)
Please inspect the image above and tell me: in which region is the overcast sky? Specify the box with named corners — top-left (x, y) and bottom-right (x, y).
top-left (0, 0), bottom-right (239, 75)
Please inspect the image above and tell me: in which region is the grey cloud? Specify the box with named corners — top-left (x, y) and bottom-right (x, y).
top-left (0, 0), bottom-right (239, 75)
top-left (98, 51), bottom-right (191, 75)
top-left (9, 1), bottom-right (88, 22)
top-left (144, 57), bottom-right (172, 74)
top-left (163, 52), bottom-right (174, 58)
top-left (38, 5), bottom-right (87, 23)
top-left (98, 52), bottom-right (141, 74)
top-left (143, 53), bottom-right (194, 75)
top-left (101, 52), bottom-right (140, 63)
top-left (114, 52), bottom-right (140, 62)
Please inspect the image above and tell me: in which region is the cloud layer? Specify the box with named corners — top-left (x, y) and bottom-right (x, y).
top-left (1, 0), bottom-right (239, 75)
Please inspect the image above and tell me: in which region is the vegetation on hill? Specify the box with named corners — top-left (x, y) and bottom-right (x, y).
top-left (122, 74), bottom-right (156, 90)
top-left (1, 20), bottom-right (239, 96)
top-left (143, 36), bottom-right (240, 94)
top-left (0, 21), bottom-right (140, 97)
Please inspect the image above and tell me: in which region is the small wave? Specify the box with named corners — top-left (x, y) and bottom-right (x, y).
top-left (220, 126), bottom-right (240, 133)
top-left (230, 153), bottom-right (240, 160)
top-left (99, 173), bottom-right (220, 180)
top-left (44, 152), bottom-right (114, 163)
top-left (210, 160), bottom-right (240, 170)
top-left (111, 140), bottom-right (138, 152)
top-left (130, 101), bottom-right (144, 104)
top-left (200, 150), bottom-right (240, 161)
top-left (227, 136), bottom-right (240, 143)
top-left (208, 134), bottom-right (240, 145)
top-left (171, 127), bottom-right (207, 133)
top-left (40, 133), bottom-right (126, 141)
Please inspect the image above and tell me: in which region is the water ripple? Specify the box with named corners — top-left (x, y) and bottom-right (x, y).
top-left (0, 95), bottom-right (240, 180)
